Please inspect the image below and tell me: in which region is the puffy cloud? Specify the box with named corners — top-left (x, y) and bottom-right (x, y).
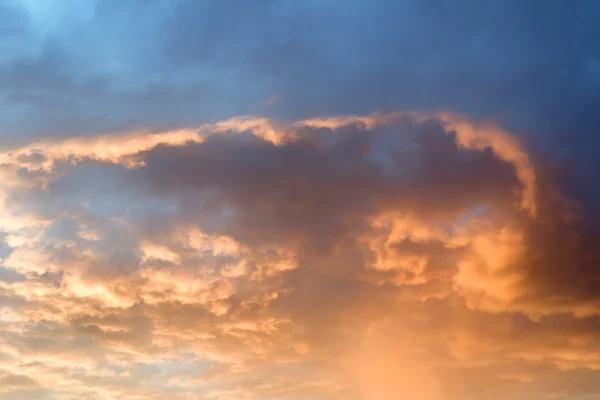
top-left (2, 1), bottom-right (599, 398)
top-left (0, 111), bottom-right (598, 400)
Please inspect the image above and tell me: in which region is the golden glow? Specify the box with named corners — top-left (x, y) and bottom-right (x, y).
top-left (0, 111), bottom-right (595, 400)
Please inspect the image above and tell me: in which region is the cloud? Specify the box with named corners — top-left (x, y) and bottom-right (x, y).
top-left (2, 1), bottom-right (599, 398)
top-left (0, 111), bottom-right (598, 399)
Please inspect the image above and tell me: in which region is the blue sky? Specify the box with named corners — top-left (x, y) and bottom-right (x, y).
top-left (2, 0), bottom-right (599, 207)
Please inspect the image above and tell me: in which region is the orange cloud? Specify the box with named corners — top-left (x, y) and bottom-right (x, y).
top-left (0, 111), bottom-right (597, 400)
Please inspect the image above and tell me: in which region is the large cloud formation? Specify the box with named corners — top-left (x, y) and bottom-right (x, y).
top-left (2, 1), bottom-right (600, 399)
top-left (0, 112), bottom-right (599, 400)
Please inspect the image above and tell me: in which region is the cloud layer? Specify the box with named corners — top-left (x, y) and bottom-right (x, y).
top-left (2, 1), bottom-right (600, 399)
top-left (0, 112), bottom-right (599, 399)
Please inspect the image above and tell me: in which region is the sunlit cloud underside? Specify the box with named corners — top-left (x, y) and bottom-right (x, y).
top-left (0, 112), bottom-right (599, 400)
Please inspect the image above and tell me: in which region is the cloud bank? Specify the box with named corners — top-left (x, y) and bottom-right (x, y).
top-left (0, 112), bottom-right (599, 399)
top-left (2, 1), bottom-right (600, 398)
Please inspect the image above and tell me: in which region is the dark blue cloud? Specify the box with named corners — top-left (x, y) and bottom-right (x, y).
top-left (1, 0), bottom-right (598, 207)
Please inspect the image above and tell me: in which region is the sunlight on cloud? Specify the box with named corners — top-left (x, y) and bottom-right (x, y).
top-left (0, 111), bottom-right (598, 399)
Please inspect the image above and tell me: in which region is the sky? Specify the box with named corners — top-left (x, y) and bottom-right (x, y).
top-left (0, 1), bottom-right (600, 399)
